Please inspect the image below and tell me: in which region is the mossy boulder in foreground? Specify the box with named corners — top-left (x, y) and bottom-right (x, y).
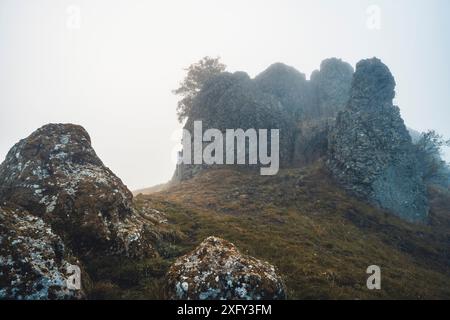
top-left (167, 236), bottom-right (286, 300)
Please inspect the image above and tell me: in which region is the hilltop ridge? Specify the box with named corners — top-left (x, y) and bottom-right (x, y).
top-left (174, 57), bottom-right (448, 222)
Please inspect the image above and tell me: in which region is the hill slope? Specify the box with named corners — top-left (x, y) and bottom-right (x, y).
top-left (89, 163), bottom-right (450, 299)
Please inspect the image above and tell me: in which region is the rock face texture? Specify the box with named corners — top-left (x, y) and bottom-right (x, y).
top-left (255, 59), bottom-right (354, 121)
top-left (0, 204), bottom-right (84, 299)
top-left (310, 58), bottom-right (354, 119)
top-left (292, 119), bottom-right (334, 167)
top-left (255, 60), bottom-right (352, 167)
top-left (167, 236), bottom-right (286, 300)
top-left (174, 59), bottom-right (355, 180)
top-left (328, 58), bottom-right (428, 222)
top-left (255, 63), bottom-right (314, 120)
top-left (173, 71), bottom-right (297, 181)
top-left (0, 124), bottom-right (155, 258)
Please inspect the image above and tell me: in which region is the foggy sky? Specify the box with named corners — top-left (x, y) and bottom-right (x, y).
top-left (1, 0), bottom-right (449, 190)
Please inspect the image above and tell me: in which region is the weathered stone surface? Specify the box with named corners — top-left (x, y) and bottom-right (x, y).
top-left (173, 72), bottom-right (297, 181)
top-left (172, 58), bottom-right (431, 222)
top-left (167, 236), bottom-right (286, 300)
top-left (174, 59), bottom-right (355, 180)
top-left (0, 124), bottom-right (156, 258)
top-left (0, 204), bottom-right (84, 300)
top-left (293, 118), bottom-right (334, 167)
top-left (254, 59), bottom-right (354, 168)
top-left (310, 58), bottom-right (354, 118)
top-left (328, 58), bottom-right (428, 222)
top-left (255, 63), bottom-right (315, 120)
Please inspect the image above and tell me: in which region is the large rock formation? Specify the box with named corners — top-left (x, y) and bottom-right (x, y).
top-left (190, 71), bottom-right (296, 160)
top-left (0, 124), bottom-right (156, 258)
top-left (0, 204), bottom-right (84, 299)
top-left (174, 59), bottom-right (355, 180)
top-left (174, 72), bottom-right (297, 181)
top-left (292, 119), bottom-right (334, 167)
top-left (166, 236), bottom-right (286, 300)
top-left (255, 63), bottom-right (314, 120)
top-left (172, 58), bottom-right (431, 223)
top-left (255, 59), bottom-right (354, 121)
top-left (328, 58), bottom-right (428, 222)
top-left (251, 59), bottom-right (354, 168)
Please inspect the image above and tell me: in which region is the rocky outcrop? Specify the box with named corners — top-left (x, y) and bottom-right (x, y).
top-left (328, 58), bottom-right (428, 222)
top-left (0, 204), bottom-right (84, 299)
top-left (408, 128), bottom-right (423, 144)
top-left (166, 236), bottom-right (286, 300)
top-left (292, 118), bottom-right (334, 167)
top-left (255, 63), bottom-right (315, 120)
top-left (174, 59), bottom-right (355, 181)
top-left (173, 72), bottom-right (297, 181)
top-left (0, 124), bottom-right (156, 258)
top-left (310, 58), bottom-right (354, 118)
top-left (254, 59), bottom-right (354, 168)
top-left (172, 58), bottom-right (430, 223)
top-left (255, 60), bottom-right (354, 122)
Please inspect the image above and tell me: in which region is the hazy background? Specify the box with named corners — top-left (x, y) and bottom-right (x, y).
top-left (1, 0), bottom-right (449, 190)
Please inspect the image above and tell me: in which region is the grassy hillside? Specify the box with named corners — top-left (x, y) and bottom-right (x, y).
top-left (86, 163), bottom-right (450, 299)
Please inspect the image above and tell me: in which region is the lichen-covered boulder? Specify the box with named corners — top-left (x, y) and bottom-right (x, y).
top-left (174, 71), bottom-right (297, 181)
top-left (255, 62), bottom-right (315, 120)
top-left (0, 124), bottom-right (155, 258)
top-left (0, 204), bottom-right (84, 300)
top-left (167, 236), bottom-right (286, 300)
top-left (292, 118), bottom-right (334, 167)
top-left (328, 58), bottom-right (428, 222)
